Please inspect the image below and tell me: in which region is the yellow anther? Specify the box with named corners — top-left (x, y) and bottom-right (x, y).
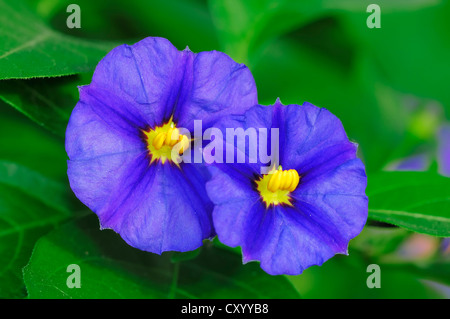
top-left (279, 170), bottom-right (290, 189)
top-left (178, 135), bottom-right (190, 154)
top-left (165, 127), bottom-right (174, 145)
top-left (267, 168), bottom-right (300, 193)
top-left (267, 170), bottom-right (281, 192)
top-left (152, 132), bottom-right (166, 150)
top-left (288, 169), bottom-right (300, 192)
top-left (282, 170), bottom-right (292, 190)
top-left (169, 128), bottom-right (180, 146)
top-left (164, 127), bottom-right (180, 146)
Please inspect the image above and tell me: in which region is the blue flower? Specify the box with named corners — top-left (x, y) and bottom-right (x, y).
top-left (437, 124), bottom-right (450, 177)
top-left (65, 37), bottom-right (258, 254)
top-left (206, 100), bottom-right (368, 275)
top-left (386, 123), bottom-right (450, 177)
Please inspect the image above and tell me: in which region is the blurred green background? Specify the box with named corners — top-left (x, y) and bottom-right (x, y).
top-left (0, 0), bottom-right (449, 299)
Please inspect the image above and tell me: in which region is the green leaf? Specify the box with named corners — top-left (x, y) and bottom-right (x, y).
top-left (0, 0), bottom-right (118, 79)
top-left (0, 73), bottom-right (90, 136)
top-left (24, 215), bottom-right (300, 299)
top-left (338, 1), bottom-right (450, 117)
top-left (208, 0), bottom-right (442, 64)
top-left (0, 102), bottom-right (68, 179)
top-left (117, 0), bottom-right (220, 53)
top-left (410, 262), bottom-right (450, 287)
top-left (350, 226), bottom-right (410, 257)
top-left (212, 236), bottom-right (242, 255)
top-left (288, 250), bottom-right (446, 298)
top-left (367, 171), bottom-right (450, 237)
top-left (26, 0), bottom-right (219, 52)
top-left (0, 161), bottom-right (72, 298)
top-left (0, 161), bottom-right (71, 214)
top-left (322, 0), bottom-right (443, 12)
top-left (208, 0), bottom-right (315, 63)
top-left (170, 247), bottom-right (202, 263)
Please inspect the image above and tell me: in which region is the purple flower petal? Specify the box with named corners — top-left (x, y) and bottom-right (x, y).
top-left (70, 152), bottom-right (214, 253)
top-left (242, 204), bottom-right (348, 275)
top-left (67, 151), bottom-right (145, 214)
top-left (89, 37), bottom-right (189, 127)
top-left (87, 37), bottom-right (257, 132)
top-left (66, 87), bottom-right (147, 157)
top-left (206, 167), bottom-right (260, 248)
top-left (386, 153), bottom-right (431, 172)
top-left (275, 101), bottom-right (359, 180)
top-left (292, 158), bottom-right (368, 249)
top-left (108, 160), bottom-right (214, 253)
top-left (175, 50), bottom-right (258, 131)
top-left (212, 101), bottom-right (358, 175)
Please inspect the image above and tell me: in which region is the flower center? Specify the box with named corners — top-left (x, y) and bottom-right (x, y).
top-left (255, 166), bottom-right (300, 208)
top-left (142, 118), bottom-right (190, 165)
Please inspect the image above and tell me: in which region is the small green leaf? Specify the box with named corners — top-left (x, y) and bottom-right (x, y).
top-left (0, 0), bottom-right (118, 80)
top-left (24, 215), bottom-right (300, 299)
top-left (367, 171), bottom-right (450, 237)
top-left (0, 161), bottom-right (72, 298)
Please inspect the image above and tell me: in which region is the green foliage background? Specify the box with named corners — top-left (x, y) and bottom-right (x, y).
top-left (0, 0), bottom-right (449, 299)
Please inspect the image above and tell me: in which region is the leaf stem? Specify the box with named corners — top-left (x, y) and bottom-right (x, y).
top-left (168, 262), bottom-right (180, 299)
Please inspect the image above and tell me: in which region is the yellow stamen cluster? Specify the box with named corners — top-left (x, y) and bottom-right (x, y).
top-left (267, 168), bottom-right (300, 193)
top-left (255, 166), bottom-right (300, 208)
top-left (142, 118), bottom-right (191, 165)
top-left (152, 127), bottom-right (190, 155)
